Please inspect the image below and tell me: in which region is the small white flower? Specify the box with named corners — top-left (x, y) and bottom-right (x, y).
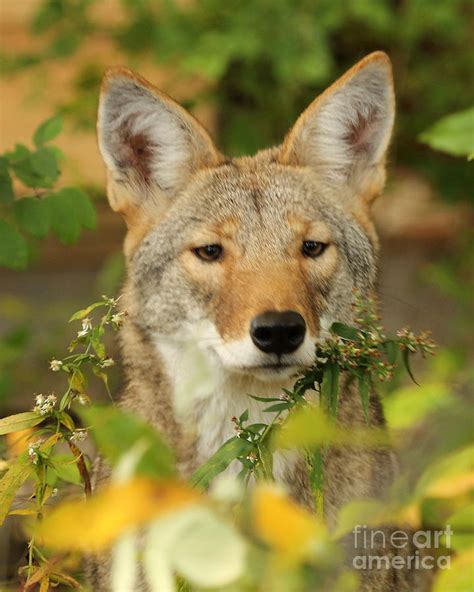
top-left (100, 357), bottom-right (115, 368)
top-left (34, 393), bottom-right (57, 415)
top-left (28, 441), bottom-right (41, 465)
top-left (69, 430), bottom-right (87, 443)
top-left (49, 359), bottom-right (63, 372)
top-left (75, 394), bottom-right (88, 406)
top-left (28, 447), bottom-right (38, 464)
top-left (246, 452), bottom-right (258, 463)
top-left (51, 487), bottom-right (58, 497)
top-left (110, 312), bottom-right (125, 327)
top-left (78, 317), bottom-right (92, 337)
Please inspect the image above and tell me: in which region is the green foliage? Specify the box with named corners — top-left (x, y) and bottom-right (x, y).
top-left (0, 116), bottom-right (97, 269)
top-left (2, 0), bottom-right (472, 201)
top-left (420, 107), bottom-right (474, 159)
top-left (0, 293), bottom-right (471, 591)
top-left (82, 405), bottom-right (176, 479)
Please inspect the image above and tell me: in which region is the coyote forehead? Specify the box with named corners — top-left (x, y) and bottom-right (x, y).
top-left (97, 51), bottom-right (394, 381)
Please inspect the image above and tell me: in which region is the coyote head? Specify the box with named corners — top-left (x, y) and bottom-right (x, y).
top-left (97, 52), bottom-right (394, 383)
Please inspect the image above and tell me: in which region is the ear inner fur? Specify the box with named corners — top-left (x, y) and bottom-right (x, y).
top-left (279, 51), bottom-right (395, 205)
top-left (97, 66), bottom-right (222, 227)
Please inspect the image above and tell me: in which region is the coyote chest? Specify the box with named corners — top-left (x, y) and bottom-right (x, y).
top-left (156, 334), bottom-right (302, 480)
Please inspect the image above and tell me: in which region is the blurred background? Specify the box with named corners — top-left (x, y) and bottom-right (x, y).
top-left (0, 0), bottom-right (473, 584)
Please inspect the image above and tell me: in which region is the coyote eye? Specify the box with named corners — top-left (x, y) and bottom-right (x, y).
top-left (193, 244), bottom-right (223, 262)
top-left (302, 240), bottom-right (327, 258)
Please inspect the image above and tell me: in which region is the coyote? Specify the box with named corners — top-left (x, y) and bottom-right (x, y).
top-left (91, 52), bottom-right (424, 590)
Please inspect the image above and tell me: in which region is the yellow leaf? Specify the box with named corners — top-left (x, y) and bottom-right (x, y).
top-left (416, 446), bottom-right (474, 500)
top-left (5, 428), bottom-right (32, 456)
top-left (425, 471), bottom-right (474, 499)
top-left (433, 547), bottom-right (474, 592)
top-left (252, 484), bottom-right (325, 561)
top-left (37, 478), bottom-right (200, 552)
top-left (8, 508), bottom-right (36, 516)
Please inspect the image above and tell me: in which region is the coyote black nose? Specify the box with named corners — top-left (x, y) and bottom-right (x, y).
top-left (250, 310), bottom-right (306, 355)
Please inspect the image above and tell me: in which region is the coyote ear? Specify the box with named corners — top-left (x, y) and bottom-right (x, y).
top-left (97, 68), bottom-right (220, 216)
top-left (281, 52), bottom-right (395, 203)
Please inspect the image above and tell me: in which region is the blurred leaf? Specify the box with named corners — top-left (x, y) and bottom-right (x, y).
top-left (415, 445), bottom-right (474, 499)
top-left (335, 497), bottom-right (420, 537)
top-left (111, 533), bottom-right (138, 592)
top-left (146, 507), bottom-right (246, 589)
top-left (37, 478), bottom-right (199, 551)
top-left (384, 382), bottom-right (454, 430)
top-left (191, 436), bottom-right (253, 488)
top-left (445, 504), bottom-right (474, 551)
top-left (0, 411), bottom-right (43, 435)
top-left (274, 405), bottom-right (389, 450)
top-left (0, 156), bottom-right (14, 203)
top-left (0, 455), bottom-right (34, 525)
top-left (33, 115), bottom-right (63, 146)
top-left (433, 548), bottom-right (474, 592)
top-left (13, 198), bottom-right (50, 239)
top-left (420, 107), bottom-right (474, 159)
top-left (0, 220), bottom-right (29, 270)
top-left (253, 484), bottom-right (327, 561)
top-left (62, 186), bottom-right (97, 230)
top-left (81, 406), bottom-right (176, 479)
top-left (45, 190), bottom-right (81, 244)
top-left (31, 147), bottom-right (59, 181)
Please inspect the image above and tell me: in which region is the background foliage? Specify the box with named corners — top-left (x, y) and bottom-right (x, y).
top-left (2, 0), bottom-right (473, 201)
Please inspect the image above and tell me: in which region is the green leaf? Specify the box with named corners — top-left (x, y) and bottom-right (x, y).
top-left (62, 186), bottom-right (97, 230)
top-left (0, 456), bottom-right (34, 525)
top-left (432, 548), bottom-right (474, 592)
top-left (330, 322), bottom-right (361, 341)
top-left (321, 363), bottom-right (340, 417)
top-left (384, 341), bottom-right (399, 365)
top-left (0, 156), bottom-right (14, 204)
top-left (69, 301), bottom-right (105, 321)
top-left (81, 405), bottom-right (176, 479)
top-left (420, 107), bottom-right (474, 159)
top-left (10, 151), bottom-right (43, 188)
top-left (445, 504), bottom-right (474, 551)
top-left (50, 455), bottom-right (82, 486)
top-left (262, 402), bottom-right (290, 413)
top-left (248, 394), bottom-right (282, 403)
top-left (45, 190), bottom-right (81, 244)
top-left (0, 411), bottom-right (44, 435)
top-left (13, 198), bottom-right (50, 239)
top-left (402, 348), bottom-right (419, 385)
top-left (239, 409), bottom-right (249, 423)
top-left (31, 147), bottom-right (59, 181)
top-left (357, 370), bottom-right (370, 424)
top-left (0, 220), bottom-right (29, 270)
top-left (33, 115), bottom-right (63, 146)
top-left (190, 437), bottom-right (254, 488)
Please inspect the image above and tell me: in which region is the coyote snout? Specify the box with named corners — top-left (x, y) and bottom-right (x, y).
top-left (250, 310), bottom-right (306, 355)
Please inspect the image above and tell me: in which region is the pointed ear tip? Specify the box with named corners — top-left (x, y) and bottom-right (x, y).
top-left (362, 51), bottom-right (393, 75)
top-left (100, 66), bottom-right (149, 95)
